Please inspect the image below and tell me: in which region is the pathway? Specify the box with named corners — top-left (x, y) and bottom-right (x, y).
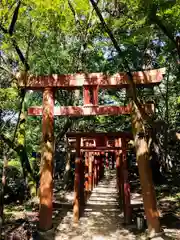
top-left (55, 171), bottom-right (136, 240)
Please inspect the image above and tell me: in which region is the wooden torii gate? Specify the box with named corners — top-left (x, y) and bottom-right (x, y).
top-left (66, 132), bottom-right (132, 224)
top-left (17, 68), bottom-right (164, 232)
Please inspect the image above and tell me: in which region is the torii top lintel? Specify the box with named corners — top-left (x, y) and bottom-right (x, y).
top-left (18, 68), bottom-right (165, 89)
top-left (66, 131), bottom-right (133, 139)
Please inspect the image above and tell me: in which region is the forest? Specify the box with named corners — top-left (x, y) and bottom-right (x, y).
top-left (0, 0), bottom-right (180, 239)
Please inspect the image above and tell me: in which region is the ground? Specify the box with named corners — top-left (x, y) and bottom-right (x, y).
top-left (2, 170), bottom-right (180, 239)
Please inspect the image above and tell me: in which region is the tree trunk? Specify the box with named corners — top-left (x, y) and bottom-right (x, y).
top-left (16, 103), bottom-right (37, 198)
top-left (0, 152), bottom-right (8, 237)
top-left (131, 101), bottom-right (161, 236)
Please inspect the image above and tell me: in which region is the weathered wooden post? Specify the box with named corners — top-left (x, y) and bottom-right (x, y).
top-left (94, 155), bottom-right (98, 187)
top-left (99, 153), bottom-right (104, 180)
top-left (73, 136), bottom-right (81, 223)
top-left (79, 152), bottom-right (85, 208)
top-left (97, 154), bottom-right (100, 184)
top-left (115, 138), bottom-right (124, 209)
top-left (89, 152), bottom-right (93, 192)
top-left (105, 152), bottom-right (109, 170)
top-left (122, 139), bottom-right (131, 224)
top-left (39, 88), bottom-right (54, 231)
top-left (85, 150), bottom-right (89, 201)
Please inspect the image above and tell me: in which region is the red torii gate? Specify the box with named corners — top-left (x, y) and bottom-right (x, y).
top-left (17, 68), bottom-right (165, 232)
top-left (66, 132), bottom-right (132, 223)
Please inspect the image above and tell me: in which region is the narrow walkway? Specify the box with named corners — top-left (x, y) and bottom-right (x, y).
top-left (55, 171), bottom-right (136, 240)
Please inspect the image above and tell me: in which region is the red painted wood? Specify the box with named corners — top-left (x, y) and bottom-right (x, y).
top-left (39, 88), bottom-right (54, 231)
top-left (79, 156), bottom-right (85, 207)
top-left (83, 86), bottom-right (91, 105)
top-left (97, 156), bottom-right (100, 183)
top-left (115, 138), bottom-right (124, 209)
top-left (88, 152), bottom-right (93, 192)
top-left (93, 86), bottom-right (98, 105)
top-left (122, 140), bottom-right (131, 224)
top-left (105, 152), bottom-right (109, 169)
top-left (28, 105), bottom-right (131, 116)
top-left (99, 154), bottom-right (104, 179)
top-left (85, 147), bottom-right (89, 200)
top-left (94, 156), bottom-right (97, 186)
top-left (67, 131), bottom-right (133, 139)
top-left (73, 137), bottom-right (81, 223)
top-left (79, 146), bottom-right (123, 150)
top-left (80, 149), bottom-right (122, 153)
top-left (18, 68), bottom-right (165, 89)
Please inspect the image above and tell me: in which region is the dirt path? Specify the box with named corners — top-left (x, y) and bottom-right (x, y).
top-left (55, 171), bottom-right (136, 240)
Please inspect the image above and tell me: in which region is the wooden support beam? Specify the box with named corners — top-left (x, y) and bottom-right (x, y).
top-left (115, 138), bottom-right (123, 209)
top-left (83, 86), bottom-right (98, 105)
top-left (28, 105), bottom-right (131, 116)
top-left (105, 152), bottom-right (109, 169)
top-left (80, 146), bottom-right (123, 151)
top-left (94, 156), bottom-right (98, 187)
top-left (122, 140), bottom-right (131, 224)
top-left (97, 156), bottom-right (100, 183)
top-left (83, 86), bottom-right (91, 105)
top-left (85, 149), bottom-right (89, 201)
top-left (66, 131), bottom-right (133, 139)
top-left (18, 68), bottom-right (165, 89)
top-left (88, 152), bottom-right (93, 192)
top-left (73, 137), bottom-right (81, 223)
top-left (79, 156), bottom-right (85, 208)
top-left (39, 88), bottom-right (54, 231)
top-left (101, 154), bottom-right (105, 178)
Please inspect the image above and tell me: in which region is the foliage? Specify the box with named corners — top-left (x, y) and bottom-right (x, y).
top-left (0, 0), bottom-right (180, 208)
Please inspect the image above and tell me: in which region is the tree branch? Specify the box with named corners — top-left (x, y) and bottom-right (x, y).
top-left (68, 0), bottom-right (81, 26)
top-left (0, 1), bottom-right (30, 71)
top-left (12, 89), bottom-right (26, 143)
top-left (0, 132), bottom-right (36, 181)
top-left (9, 1), bottom-right (21, 36)
top-left (90, 0), bottom-right (151, 122)
top-left (150, 12), bottom-right (180, 59)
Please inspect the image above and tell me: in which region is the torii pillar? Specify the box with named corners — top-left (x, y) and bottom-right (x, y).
top-left (122, 139), bottom-right (131, 224)
top-left (73, 136), bottom-right (82, 223)
top-left (115, 138), bottom-right (124, 209)
top-left (39, 88), bottom-right (54, 231)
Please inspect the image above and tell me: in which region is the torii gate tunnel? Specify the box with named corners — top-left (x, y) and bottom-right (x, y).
top-left (17, 68), bottom-right (165, 232)
top-left (66, 132), bottom-right (133, 224)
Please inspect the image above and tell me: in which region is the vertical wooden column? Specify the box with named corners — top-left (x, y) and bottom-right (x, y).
top-left (115, 138), bottom-right (123, 209)
top-left (85, 150), bottom-right (89, 201)
top-left (101, 153), bottom-right (105, 178)
top-left (83, 86), bottom-right (98, 105)
top-left (94, 154), bottom-right (97, 187)
top-left (130, 100), bottom-right (161, 234)
top-left (115, 138), bottom-right (120, 191)
top-left (97, 154), bottom-right (100, 184)
top-left (39, 88), bottom-right (54, 231)
top-left (112, 152), bottom-right (115, 170)
top-left (88, 152), bottom-right (93, 192)
top-left (122, 139), bottom-right (131, 224)
top-left (80, 152), bottom-right (85, 208)
top-left (73, 137), bottom-right (81, 223)
top-left (105, 152), bottom-right (109, 169)
top-left (83, 86), bottom-right (91, 105)
top-left (92, 154), bottom-right (95, 189)
top-left (92, 86), bottom-right (98, 105)
top-left (99, 153), bottom-right (103, 180)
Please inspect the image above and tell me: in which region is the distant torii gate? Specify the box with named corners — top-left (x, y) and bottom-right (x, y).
top-left (17, 68), bottom-right (165, 232)
top-left (66, 132), bottom-right (132, 224)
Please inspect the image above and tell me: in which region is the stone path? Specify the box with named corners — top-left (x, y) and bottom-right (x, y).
top-left (55, 171), bottom-right (136, 240)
